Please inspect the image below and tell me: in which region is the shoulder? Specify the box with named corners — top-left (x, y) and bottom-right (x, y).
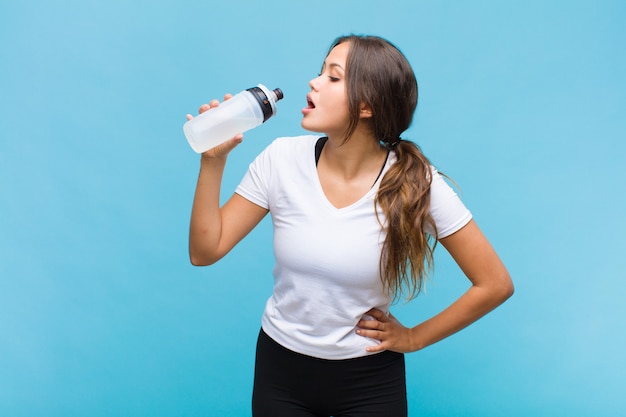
top-left (254, 135), bottom-right (322, 165)
top-left (265, 135), bottom-right (321, 153)
top-left (247, 135), bottom-right (321, 173)
top-left (427, 166), bottom-right (473, 239)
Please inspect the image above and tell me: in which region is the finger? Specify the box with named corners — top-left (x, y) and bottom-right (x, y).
top-left (355, 328), bottom-right (384, 340)
top-left (365, 308), bottom-right (390, 322)
top-left (365, 343), bottom-right (387, 353)
top-left (186, 114), bottom-right (193, 121)
top-left (356, 327), bottom-right (389, 341)
top-left (357, 331), bottom-right (390, 353)
top-left (357, 319), bottom-right (385, 331)
top-left (223, 93), bottom-right (233, 101)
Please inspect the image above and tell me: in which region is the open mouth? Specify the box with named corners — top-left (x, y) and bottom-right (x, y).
top-left (302, 94), bottom-right (316, 116)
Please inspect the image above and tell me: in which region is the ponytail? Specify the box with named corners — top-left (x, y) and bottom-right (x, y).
top-left (375, 140), bottom-right (437, 302)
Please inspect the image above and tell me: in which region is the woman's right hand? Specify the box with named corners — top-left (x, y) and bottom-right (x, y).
top-left (186, 94), bottom-right (244, 159)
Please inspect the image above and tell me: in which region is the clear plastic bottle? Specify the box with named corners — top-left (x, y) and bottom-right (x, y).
top-left (183, 84), bottom-right (284, 153)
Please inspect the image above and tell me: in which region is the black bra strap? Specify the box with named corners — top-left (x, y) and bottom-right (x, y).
top-left (315, 137), bottom-right (328, 166)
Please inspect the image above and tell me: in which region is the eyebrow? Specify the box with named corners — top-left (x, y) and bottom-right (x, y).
top-left (321, 62), bottom-right (345, 71)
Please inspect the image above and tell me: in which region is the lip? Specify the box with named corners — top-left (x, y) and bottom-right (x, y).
top-left (301, 94), bottom-right (315, 115)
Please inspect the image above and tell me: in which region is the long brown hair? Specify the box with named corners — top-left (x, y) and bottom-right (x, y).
top-left (331, 35), bottom-right (437, 302)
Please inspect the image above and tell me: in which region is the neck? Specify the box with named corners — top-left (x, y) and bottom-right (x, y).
top-left (321, 129), bottom-right (388, 181)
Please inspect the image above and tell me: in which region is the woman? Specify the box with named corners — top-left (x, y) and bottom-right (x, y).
top-left (188, 35), bottom-right (513, 417)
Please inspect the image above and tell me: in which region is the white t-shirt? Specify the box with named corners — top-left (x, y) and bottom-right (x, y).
top-left (235, 135), bottom-right (472, 359)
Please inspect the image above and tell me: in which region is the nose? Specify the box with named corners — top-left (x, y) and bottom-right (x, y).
top-left (309, 75), bottom-right (321, 91)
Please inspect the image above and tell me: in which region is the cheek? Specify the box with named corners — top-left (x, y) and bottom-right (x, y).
top-left (326, 93), bottom-right (348, 114)
top-left (333, 101), bottom-right (350, 121)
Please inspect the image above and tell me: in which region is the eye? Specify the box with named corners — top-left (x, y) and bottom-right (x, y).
top-left (316, 71), bottom-right (340, 82)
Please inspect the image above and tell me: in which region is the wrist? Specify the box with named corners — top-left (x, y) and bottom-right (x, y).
top-left (408, 326), bottom-right (425, 352)
top-left (200, 153), bottom-right (227, 166)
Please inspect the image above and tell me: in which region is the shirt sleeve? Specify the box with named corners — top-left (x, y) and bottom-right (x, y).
top-left (425, 168), bottom-right (473, 239)
top-left (235, 143), bottom-right (273, 209)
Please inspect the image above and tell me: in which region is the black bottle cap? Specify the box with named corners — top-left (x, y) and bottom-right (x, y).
top-left (246, 85), bottom-right (284, 122)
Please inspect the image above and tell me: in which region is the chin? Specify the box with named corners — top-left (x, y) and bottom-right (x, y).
top-left (301, 120), bottom-right (322, 133)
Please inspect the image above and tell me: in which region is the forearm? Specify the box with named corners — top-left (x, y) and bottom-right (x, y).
top-left (189, 155), bottom-right (228, 265)
top-left (409, 280), bottom-right (513, 351)
top-left (408, 220), bottom-right (514, 351)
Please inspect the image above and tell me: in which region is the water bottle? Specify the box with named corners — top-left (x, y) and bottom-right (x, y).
top-left (183, 84), bottom-right (284, 153)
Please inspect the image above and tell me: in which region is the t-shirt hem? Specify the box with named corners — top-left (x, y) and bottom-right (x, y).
top-left (261, 323), bottom-right (383, 361)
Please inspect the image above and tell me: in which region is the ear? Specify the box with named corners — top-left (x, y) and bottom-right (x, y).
top-left (359, 103), bottom-right (373, 119)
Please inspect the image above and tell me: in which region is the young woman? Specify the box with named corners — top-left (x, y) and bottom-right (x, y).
top-left (188, 35), bottom-right (513, 417)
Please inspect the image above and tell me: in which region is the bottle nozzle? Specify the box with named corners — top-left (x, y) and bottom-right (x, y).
top-left (273, 88), bottom-right (284, 101)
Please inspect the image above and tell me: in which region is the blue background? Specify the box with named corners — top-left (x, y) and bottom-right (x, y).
top-left (1, 1), bottom-right (625, 416)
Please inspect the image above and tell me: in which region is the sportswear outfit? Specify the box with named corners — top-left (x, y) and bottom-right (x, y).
top-left (235, 135), bottom-right (472, 416)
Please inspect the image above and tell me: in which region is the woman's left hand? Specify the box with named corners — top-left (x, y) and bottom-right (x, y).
top-left (356, 221), bottom-right (513, 356)
top-left (356, 308), bottom-right (415, 353)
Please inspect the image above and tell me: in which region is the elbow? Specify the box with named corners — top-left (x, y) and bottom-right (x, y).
top-left (189, 250), bottom-right (219, 267)
top-left (506, 278), bottom-right (515, 299)
top-left (189, 255), bottom-right (210, 267)
top-left (496, 272), bottom-right (515, 303)
top-left (189, 238), bottom-right (222, 266)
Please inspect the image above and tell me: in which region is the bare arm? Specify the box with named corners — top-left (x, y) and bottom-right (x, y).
top-left (357, 219), bottom-right (514, 352)
top-left (187, 99), bottom-right (269, 266)
top-left (189, 156), bottom-right (268, 266)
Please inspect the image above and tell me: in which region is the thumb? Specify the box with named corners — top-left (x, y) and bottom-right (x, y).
top-left (203, 133), bottom-right (244, 158)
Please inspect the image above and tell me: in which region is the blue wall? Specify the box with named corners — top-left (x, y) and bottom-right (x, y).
top-left (1, 1), bottom-right (625, 415)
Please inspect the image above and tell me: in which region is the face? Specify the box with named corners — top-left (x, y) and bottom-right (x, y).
top-left (301, 42), bottom-right (351, 138)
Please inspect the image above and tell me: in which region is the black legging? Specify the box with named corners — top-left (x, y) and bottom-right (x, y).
top-left (252, 329), bottom-right (408, 417)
